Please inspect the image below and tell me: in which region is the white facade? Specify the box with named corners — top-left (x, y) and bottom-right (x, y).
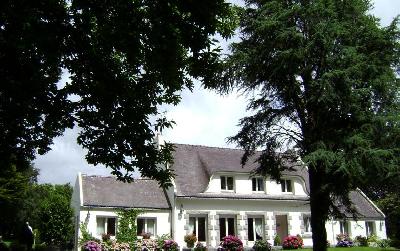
top-left (73, 143), bottom-right (387, 250)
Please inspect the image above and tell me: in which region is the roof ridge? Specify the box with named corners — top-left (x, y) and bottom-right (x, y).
top-left (81, 174), bottom-right (152, 181)
top-left (172, 143), bottom-right (245, 151)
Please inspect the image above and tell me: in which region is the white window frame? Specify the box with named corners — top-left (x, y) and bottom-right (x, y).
top-left (219, 216), bottom-right (236, 240)
top-left (96, 216), bottom-right (117, 236)
top-left (247, 216), bottom-right (264, 241)
top-left (189, 216), bottom-right (207, 243)
top-left (221, 176), bottom-right (234, 191)
top-left (281, 179), bottom-right (293, 193)
top-left (340, 221), bottom-right (349, 234)
top-left (137, 218), bottom-right (157, 236)
top-left (252, 177), bottom-right (264, 192)
top-left (303, 215), bottom-right (312, 233)
top-left (365, 221), bottom-right (375, 236)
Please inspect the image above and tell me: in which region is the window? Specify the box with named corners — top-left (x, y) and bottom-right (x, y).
top-left (365, 221), bottom-right (375, 236)
top-left (189, 216), bottom-right (207, 242)
top-left (248, 217), bottom-right (263, 241)
top-left (340, 221), bottom-right (349, 234)
top-left (303, 215), bottom-right (312, 233)
top-left (219, 217), bottom-right (235, 240)
top-left (281, 179), bottom-right (292, 193)
top-left (137, 218), bottom-right (156, 236)
top-left (379, 221), bottom-right (384, 231)
top-left (221, 176), bottom-right (234, 191)
top-left (252, 178), bottom-right (264, 192)
top-left (96, 217), bottom-right (116, 236)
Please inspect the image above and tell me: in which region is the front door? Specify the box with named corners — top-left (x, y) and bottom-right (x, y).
top-left (275, 215), bottom-right (288, 242)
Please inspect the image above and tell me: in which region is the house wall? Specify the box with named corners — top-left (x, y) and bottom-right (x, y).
top-left (79, 208), bottom-right (171, 240)
top-left (174, 198), bottom-right (311, 248)
top-left (205, 173), bottom-right (308, 196)
top-left (326, 220), bottom-right (387, 245)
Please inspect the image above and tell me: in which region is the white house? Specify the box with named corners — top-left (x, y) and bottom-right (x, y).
top-left (71, 143), bottom-right (386, 250)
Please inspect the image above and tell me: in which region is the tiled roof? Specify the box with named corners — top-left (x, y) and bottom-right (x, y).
top-left (171, 143), bottom-right (384, 219)
top-left (81, 175), bottom-right (171, 209)
top-left (171, 143), bottom-right (309, 196)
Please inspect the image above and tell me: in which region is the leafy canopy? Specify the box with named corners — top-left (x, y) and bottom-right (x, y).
top-left (0, 0), bottom-right (236, 186)
top-left (213, 0), bottom-right (400, 250)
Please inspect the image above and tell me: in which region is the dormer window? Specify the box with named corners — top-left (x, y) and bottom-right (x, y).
top-left (221, 176), bottom-right (234, 191)
top-left (252, 177), bottom-right (264, 192)
top-left (281, 179), bottom-right (292, 193)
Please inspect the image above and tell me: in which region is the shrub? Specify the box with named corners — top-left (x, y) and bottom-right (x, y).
top-left (273, 235), bottom-right (281, 246)
top-left (253, 239), bottom-right (272, 251)
top-left (282, 235), bottom-right (303, 249)
top-left (336, 240), bottom-right (353, 247)
top-left (194, 242), bottom-right (207, 251)
top-left (102, 233), bottom-right (111, 242)
top-left (82, 240), bottom-right (101, 251)
top-left (184, 233), bottom-right (197, 248)
top-left (377, 239), bottom-right (391, 248)
top-left (221, 235), bottom-right (243, 251)
top-left (336, 233), bottom-right (351, 242)
top-left (163, 240), bottom-right (178, 251)
top-left (156, 234), bottom-right (171, 250)
top-left (140, 239), bottom-right (157, 251)
top-left (354, 236), bottom-right (368, 247)
top-left (140, 232), bottom-right (152, 240)
top-left (113, 242), bottom-right (131, 251)
top-left (33, 243), bottom-right (47, 251)
top-left (9, 242), bottom-right (26, 251)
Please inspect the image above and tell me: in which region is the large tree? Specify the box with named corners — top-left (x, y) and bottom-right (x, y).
top-left (0, 0), bottom-right (235, 186)
top-left (213, 0), bottom-right (400, 250)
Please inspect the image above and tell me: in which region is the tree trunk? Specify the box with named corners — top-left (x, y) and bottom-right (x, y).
top-left (309, 167), bottom-right (330, 251)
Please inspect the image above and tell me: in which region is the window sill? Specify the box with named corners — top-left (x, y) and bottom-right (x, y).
top-left (221, 190), bottom-right (235, 193)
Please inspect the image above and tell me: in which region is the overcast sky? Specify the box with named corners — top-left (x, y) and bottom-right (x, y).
top-left (35, 0), bottom-right (400, 185)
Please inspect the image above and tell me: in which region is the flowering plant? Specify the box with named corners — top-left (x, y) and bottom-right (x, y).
top-left (184, 233), bottom-right (198, 248)
top-left (221, 235), bottom-right (243, 251)
top-left (282, 235), bottom-right (303, 249)
top-left (194, 242), bottom-right (207, 251)
top-left (140, 239), bottom-right (157, 250)
top-left (336, 233), bottom-right (351, 242)
top-left (163, 239), bottom-right (179, 251)
top-left (336, 240), bottom-right (354, 247)
top-left (113, 242), bottom-right (131, 251)
top-left (83, 240), bottom-right (102, 251)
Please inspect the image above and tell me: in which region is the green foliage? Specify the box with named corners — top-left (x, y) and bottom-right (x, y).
top-left (253, 239), bottom-right (272, 251)
top-left (37, 190), bottom-right (74, 245)
top-left (376, 239), bottom-right (391, 248)
top-left (116, 209), bottom-right (142, 249)
top-left (156, 234), bottom-right (171, 250)
top-left (0, 0), bottom-right (235, 189)
top-left (355, 236), bottom-right (369, 247)
top-left (79, 222), bottom-right (98, 246)
top-left (216, 0), bottom-right (400, 250)
top-left (274, 235), bottom-right (281, 246)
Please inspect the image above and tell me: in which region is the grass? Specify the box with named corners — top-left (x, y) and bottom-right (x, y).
top-left (301, 248), bottom-right (400, 251)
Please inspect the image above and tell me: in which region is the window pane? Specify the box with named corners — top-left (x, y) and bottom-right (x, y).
top-left (255, 218), bottom-right (263, 240)
top-left (257, 178), bottom-right (264, 191)
top-left (281, 181), bottom-right (285, 192)
top-left (96, 218), bottom-right (105, 235)
top-left (137, 219), bottom-right (145, 235)
top-left (304, 216), bottom-right (311, 232)
top-left (228, 218), bottom-right (235, 236)
top-left (252, 178), bottom-right (256, 191)
top-left (227, 177), bottom-right (234, 190)
top-left (147, 219), bottom-right (155, 235)
top-left (107, 218), bottom-right (116, 236)
top-left (189, 217), bottom-right (196, 235)
top-left (198, 217), bottom-right (206, 242)
top-left (286, 180), bottom-right (292, 192)
top-left (220, 218), bottom-right (226, 240)
top-left (248, 218), bottom-right (254, 241)
top-left (221, 177), bottom-right (226, 190)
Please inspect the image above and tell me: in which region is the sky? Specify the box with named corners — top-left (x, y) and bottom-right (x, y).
top-left (35, 0), bottom-right (400, 185)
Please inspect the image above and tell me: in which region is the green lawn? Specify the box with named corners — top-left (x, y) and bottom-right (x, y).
top-left (301, 248), bottom-right (399, 251)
